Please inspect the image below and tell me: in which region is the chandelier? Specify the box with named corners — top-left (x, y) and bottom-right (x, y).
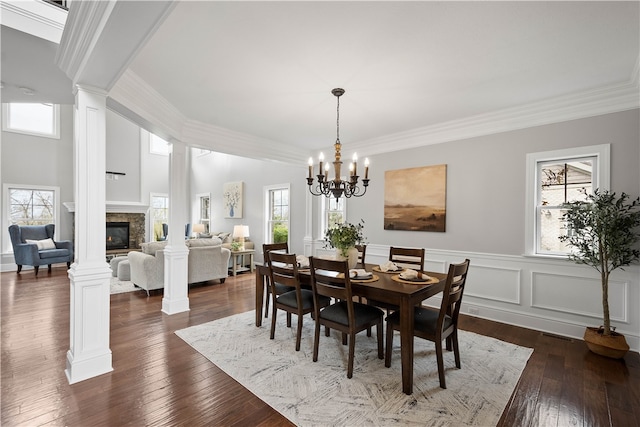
top-left (307, 88), bottom-right (370, 200)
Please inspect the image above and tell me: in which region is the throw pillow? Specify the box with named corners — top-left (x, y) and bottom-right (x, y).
top-left (140, 241), bottom-right (168, 255)
top-left (25, 238), bottom-right (57, 250)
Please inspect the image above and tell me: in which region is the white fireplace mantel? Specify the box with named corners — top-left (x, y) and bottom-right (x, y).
top-left (63, 201), bottom-right (149, 214)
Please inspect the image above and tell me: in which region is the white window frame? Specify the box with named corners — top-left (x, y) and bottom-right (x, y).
top-left (3, 183), bottom-right (60, 253)
top-left (263, 184), bottom-right (290, 247)
top-left (150, 193), bottom-right (169, 241)
top-left (322, 195), bottom-right (347, 233)
top-left (195, 192), bottom-right (211, 234)
top-left (524, 144), bottom-right (610, 257)
top-left (2, 103), bottom-right (60, 139)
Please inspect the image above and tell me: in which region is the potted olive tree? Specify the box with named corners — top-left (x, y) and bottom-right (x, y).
top-left (560, 189), bottom-right (640, 358)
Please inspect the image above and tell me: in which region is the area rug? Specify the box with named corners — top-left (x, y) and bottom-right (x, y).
top-left (110, 277), bottom-right (138, 294)
top-left (175, 310), bottom-right (533, 426)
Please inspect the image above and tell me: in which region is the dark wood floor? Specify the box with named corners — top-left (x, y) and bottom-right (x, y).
top-left (1, 267), bottom-right (638, 426)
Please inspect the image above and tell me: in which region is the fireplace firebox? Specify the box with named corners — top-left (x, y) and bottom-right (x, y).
top-left (106, 222), bottom-right (129, 250)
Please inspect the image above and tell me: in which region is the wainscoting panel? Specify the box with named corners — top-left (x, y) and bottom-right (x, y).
top-left (531, 272), bottom-right (628, 322)
top-left (465, 264), bottom-right (521, 305)
top-left (304, 240), bottom-right (639, 352)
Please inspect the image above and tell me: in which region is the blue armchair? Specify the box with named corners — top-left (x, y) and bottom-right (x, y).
top-left (8, 224), bottom-right (74, 275)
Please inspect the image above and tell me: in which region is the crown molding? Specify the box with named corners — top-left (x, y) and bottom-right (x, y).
top-left (64, 201), bottom-right (149, 214)
top-left (181, 120), bottom-right (309, 164)
top-left (55, 1), bottom-right (116, 84)
top-left (110, 64), bottom-right (639, 165)
top-left (1, 0), bottom-right (67, 43)
top-left (108, 69), bottom-right (186, 141)
top-left (350, 77), bottom-right (640, 157)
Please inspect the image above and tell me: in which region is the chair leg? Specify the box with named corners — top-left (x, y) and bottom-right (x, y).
top-left (264, 286), bottom-right (271, 318)
top-left (385, 323), bottom-right (394, 367)
top-left (48, 264), bottom-right (52, 273)
top-left (452, 330), bottom-right (461, 368)
top-left (446, 336), bottom-right (453, 351)
top-left (34, 266), bottom-right (39, 276)
top-left (347, 332), bottom-right (356, 378)
top-left (286, 312), bottom-right (292, 327)
top-left (295, 313), bottom-right (303, 351)
top-left (435, 340), bottom-right (447, 389)
top-left (270, 300), bottom-right (278, 340)
top-left (67, 262), bottom-right (71, 269)
top-left (342, 332), bottom-right (347, 345)
top-left (376, 322), bottom-right (384, 359)
top-left (17, 265), bottom-right (22, 273)
top-left (313, 320), bottom-right (321, 362)
top-left (325, 326), bottom-right (330, 337)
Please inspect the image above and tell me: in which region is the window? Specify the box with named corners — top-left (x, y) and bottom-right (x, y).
top-left (197, 193), bottom-right (211, 233)
top-left (525, 144), bottom-right (610, 256)
top-left (150, 194), bottom-right (169, 241)
top-left (4, 184), bottom-right (60, 252)
top-left (2, 103), bottom-right (60, 139)
top-left (325, 196), bottom-right (346, 230)
top-left (264, 184), bottom-right (289, 245)
top-left (149, 133), bottom-right (170, 155)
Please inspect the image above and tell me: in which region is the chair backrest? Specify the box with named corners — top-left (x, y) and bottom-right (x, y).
top-left (438, 259), bottom-right (471, 328)
top-left (8, 224), bottom-right (54, 248)
top-left (262, 242), bottom-right (289, 266)
top-left (389, 246), bottom-right (425, 271)
top-left (267, 251), bottom-right (301, 293)
top-left (355, 244), bottom-right (366, 266)
top-left (309, 257), bottom-right (353, 306)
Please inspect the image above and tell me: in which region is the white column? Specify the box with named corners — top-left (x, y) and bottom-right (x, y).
top-left (162, 140), bottom-right (190, 314)
top-left (66, 85), bottom-right (113, 384)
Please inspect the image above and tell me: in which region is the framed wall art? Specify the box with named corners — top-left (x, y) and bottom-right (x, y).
top-left (223, 181), bottom-right (243, 218)
top-left (384, 164), bottom-right (447, 232)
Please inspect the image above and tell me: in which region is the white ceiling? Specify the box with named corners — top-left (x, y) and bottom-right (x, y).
top-left (127, 1), bottom-right (639, 153)
top-left (1, 1), bottom-right (638, 158)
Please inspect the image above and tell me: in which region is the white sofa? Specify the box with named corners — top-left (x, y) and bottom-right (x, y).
top-left (128, 238), bottom-right (231, 295)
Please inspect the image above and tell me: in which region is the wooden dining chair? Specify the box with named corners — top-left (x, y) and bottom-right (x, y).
top-left (355, 244), bottom-right (367, 267)
top-left (262, 242), bottom-right (292, 319)
top-left (385, 258), bottom-right (470, 389)
top-left (309, 257), bottom-right (384, 378)
top-left (267, 251), bottom-right (331, 351)
top-left (367, 246), bottom-right (427, 315)
top-left (389, 246), bottom-right (425, 271)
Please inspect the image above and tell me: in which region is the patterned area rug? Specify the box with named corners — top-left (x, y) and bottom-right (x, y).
top-left (176, 310), bottom-right (533, 426)
top-left (110, 277), bottom-right (138, 294)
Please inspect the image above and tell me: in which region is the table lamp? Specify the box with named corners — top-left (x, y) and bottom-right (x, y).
top-left (192, 223), bottom-right (205, 238)
top-left (233, 225), bottom-right (250, 250)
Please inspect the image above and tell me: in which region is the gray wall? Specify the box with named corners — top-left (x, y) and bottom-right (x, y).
top-left (349, 109), bottom-right (640, 256)
top-left (106, 109), bottom-right (142, 202)
top-left (190, 151), bottom-right (306, 261)
top-left (1, 104), bottom-right (75, 254)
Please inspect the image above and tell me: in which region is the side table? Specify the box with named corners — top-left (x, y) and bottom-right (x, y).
top-left (229, 249), bottom-right (255, 276)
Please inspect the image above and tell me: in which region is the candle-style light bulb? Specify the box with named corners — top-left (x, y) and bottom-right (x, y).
top-left (352, 153), bottom-right (358, 176)
top-left (308, 157), bottom-right (313, 178)
top-left (364, 158), bottom-right (370, 179)
top-left (349, 162), bottom-right (354, 176)
top-left (319, 152), bottom-right (324, 176)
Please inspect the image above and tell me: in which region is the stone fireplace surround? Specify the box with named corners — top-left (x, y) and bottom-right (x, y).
top-left (63, 202), bottom-right (148, 250)
top-left (106, 213), bottom-right (145, 250)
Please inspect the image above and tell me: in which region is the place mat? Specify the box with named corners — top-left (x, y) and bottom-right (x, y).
top-left (391, 274), bottom-right (439, 285)
top-left (337, 272), bottom-right (379, 282)
top-left (372, 265), bottom-right (402, 274)
top-left (351, 274), bottom-right (379, 283)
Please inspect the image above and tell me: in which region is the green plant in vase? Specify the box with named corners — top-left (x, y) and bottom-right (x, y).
top-left (324, 219), bottom-right (366, 258)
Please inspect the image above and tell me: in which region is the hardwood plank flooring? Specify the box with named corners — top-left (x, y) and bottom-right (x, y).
top-left (1, 267), bottom-right (638, 426)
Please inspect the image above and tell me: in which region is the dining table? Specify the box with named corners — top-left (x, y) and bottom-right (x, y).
top-left (255, 261), bottom-right (447, 395)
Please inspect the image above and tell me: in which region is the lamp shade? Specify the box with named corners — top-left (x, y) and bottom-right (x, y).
top-left (192, 223), bottom-right (205, 234)
top-left (233, 225), bottom-right (249, 238)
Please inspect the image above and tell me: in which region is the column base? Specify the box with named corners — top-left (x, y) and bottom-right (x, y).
top-left (65, 348), bottom-right (113, 384)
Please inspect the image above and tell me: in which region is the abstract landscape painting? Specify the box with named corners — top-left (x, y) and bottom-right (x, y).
top-left (384, 164), bottom-right (447, 232)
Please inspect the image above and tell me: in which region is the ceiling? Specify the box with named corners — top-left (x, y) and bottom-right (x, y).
top-left (2, 1), bottom-right (639, 156)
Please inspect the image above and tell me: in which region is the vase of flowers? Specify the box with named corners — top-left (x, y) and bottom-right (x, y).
top-left (324, 220), bottom-right (366, 269)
